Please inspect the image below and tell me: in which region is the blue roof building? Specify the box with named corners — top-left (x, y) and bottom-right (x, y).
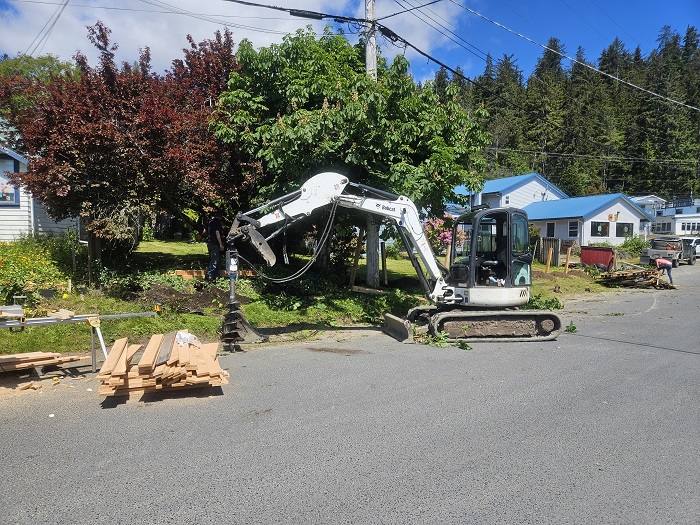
top-left (454, 172), bottom-right (568, 209)
top-left (523, 193), bottom-right (654, 246)
top-left (0, 146), bottom-right (79, 241)
top-left (450, 173), bottom-right (654, 247)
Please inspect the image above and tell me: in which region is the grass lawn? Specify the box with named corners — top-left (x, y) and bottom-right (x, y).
top-left (0, 240), bottom-right (600, 355)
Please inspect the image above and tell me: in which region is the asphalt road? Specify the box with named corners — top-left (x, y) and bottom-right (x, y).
top-left (1, 266), bottom-right (699, 524)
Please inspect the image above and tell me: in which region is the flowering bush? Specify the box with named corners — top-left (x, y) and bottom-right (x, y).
top-left (424, 214), bottom-right (466, 254)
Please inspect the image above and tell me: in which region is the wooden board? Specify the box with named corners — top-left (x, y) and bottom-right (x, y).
top-left (98, 333), bottom-right (230, 396)
top-left (137, 333), bottom-right (164, 374)
top-left (98, 338), bottom-right (128, 377)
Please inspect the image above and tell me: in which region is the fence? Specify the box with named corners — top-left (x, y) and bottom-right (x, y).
top-left (537, 237), bottom-right (561, 266)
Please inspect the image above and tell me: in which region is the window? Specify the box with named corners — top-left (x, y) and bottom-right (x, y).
top-left (504, 195), bottom-right (510, 205)
top-left (656, 210), bottom-right (663, 216)
top-left (512, 214), bottom-right (529, 254)
top-left (616, 222), bottom-right (633, 237)
top-left (591, 221), bottom-right (609, 237)
top-left (676, 209), bottom-right (683, 214)
top-left (546, 222), bottom-right (555, 238)
top-left (0, 173), bottom-right (20, 206)
top-left (682, 223), bottom-right (687, 231)
top-left (568, 221), bottom-right (578, 237)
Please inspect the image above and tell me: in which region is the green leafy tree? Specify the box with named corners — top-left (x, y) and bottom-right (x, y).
top-left (0, 53), bottom-right (76, 149)
top-left (213, 28), bottom-right (489, 282)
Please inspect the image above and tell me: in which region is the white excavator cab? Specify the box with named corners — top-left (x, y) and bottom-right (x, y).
top-left (447, 207), bottom-right (533, 308)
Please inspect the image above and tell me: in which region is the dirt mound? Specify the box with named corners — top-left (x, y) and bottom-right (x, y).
top-left (139, 283), bottom-right (243, 314)
top-left (533, 269), bottom-right (592, 281)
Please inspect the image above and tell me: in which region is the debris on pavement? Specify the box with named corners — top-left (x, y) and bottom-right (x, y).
top-left (595, 267), bottom-right (674, 289)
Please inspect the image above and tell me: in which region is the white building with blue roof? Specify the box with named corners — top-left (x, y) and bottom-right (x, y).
top-left (450, 173), bottom-right (654, 247)
top-left (454, 172), bottom-right (568, 210)
top-left (0, 146), bottom-right (79, 241)
top-left (523, 193), bottom-right (654, 247)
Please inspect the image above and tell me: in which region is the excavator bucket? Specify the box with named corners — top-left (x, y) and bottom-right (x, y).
top-left (246, 227), bottom-right (276, 267)
top-left (383, 313), bottom-right (414, 343)
top-left (228, 219), bottom-right (276, 266)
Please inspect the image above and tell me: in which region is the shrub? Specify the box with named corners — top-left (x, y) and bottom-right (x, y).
top-left (0, 236), bottom-right (71, 305)
top-left (424, 214), bottom-right (466, 254)
top-left (384, 241), bottom-right (403, 260)
top-left (619, 236), bottom-right (650, 256)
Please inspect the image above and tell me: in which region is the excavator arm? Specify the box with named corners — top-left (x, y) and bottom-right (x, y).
top-left (227, 172), bottom-right (446, 297)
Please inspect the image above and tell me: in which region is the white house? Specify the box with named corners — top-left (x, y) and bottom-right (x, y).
top-left (454, 172), bottom-right (568, 210)
top-left (0, 146), bottom-right (79, 241)
top-left (630, 195), bottom-right (700, 236)
top-left (524, 193), bottom-right (654, 247)
top-left (450, 173), bottom-right (654, 247)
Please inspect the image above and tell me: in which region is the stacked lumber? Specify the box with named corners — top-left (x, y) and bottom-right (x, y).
top-left (0, 352), bottom-right (81, 373)
top-left (596, 268), bottom-right (672, 288)
top-left (97, 331), bottom-right (229, 396)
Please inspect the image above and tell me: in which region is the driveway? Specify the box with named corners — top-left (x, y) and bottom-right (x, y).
top-left (1, 266), bottom-right (699, 524)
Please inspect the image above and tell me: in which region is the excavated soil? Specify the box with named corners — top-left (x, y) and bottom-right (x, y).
top-left (139, 283), bottom-right (248, 314)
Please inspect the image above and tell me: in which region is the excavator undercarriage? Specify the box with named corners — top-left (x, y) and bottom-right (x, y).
top-left (384, 307), bottom-right (562, 344)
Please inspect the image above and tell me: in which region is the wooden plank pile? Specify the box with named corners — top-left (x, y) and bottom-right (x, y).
top-left (596, 268), bottom-right (672, 289)
top-left (97, 331), bottom-right (229, 396)
top-left (0, 352), bottom-right (82, 373)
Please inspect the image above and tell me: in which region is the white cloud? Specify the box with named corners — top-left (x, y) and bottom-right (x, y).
top-left (0, 0), bottom-right (471, 78)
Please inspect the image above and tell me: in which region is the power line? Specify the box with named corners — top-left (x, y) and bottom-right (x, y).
top-left (587, 0), bottom-right (644, 53)
top-left (137, 0), bottom-right (289, 35)
top-left (24, 0), bottom-right (70, 57)
top-left (379, 0), bottom-right (444, 21)
top-left (485, 147), bottom-right (698, 168)
top-left (7, 0), bottom-right (291, 19)
top-left (384, 0), bottom-right (681, 153)
top-left (448, 0), bottom-right (700, 113)
top-left (389, 0), bottom-right (488, 62)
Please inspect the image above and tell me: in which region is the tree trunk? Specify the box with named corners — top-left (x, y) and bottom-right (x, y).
top-left (365, 216), bottom-right (380, 288)
top-left (87, 231), bottom-right (102, 287)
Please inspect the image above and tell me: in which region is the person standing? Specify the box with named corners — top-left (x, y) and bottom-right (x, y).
top-left (655, 257), bottom-right (674, 285)
top-left (205, 210), bottom-right (225, 281)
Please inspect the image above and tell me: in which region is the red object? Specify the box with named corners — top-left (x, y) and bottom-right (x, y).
top-left (580, 246), bottom-right (615, 271)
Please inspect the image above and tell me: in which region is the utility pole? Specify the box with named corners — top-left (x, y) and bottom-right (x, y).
top-left (365, 0), bottom-right (377, 80)
top-left (364, 0), bottom-right (380, 287)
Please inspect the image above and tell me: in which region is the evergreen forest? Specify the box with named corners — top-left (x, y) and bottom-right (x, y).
top-left (431, 26), bottom-right (700, 200)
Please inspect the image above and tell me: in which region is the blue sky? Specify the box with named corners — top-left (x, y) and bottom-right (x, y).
top-left (0, 0), bottom-right (698, 84)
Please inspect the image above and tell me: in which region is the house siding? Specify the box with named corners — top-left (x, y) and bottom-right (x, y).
top-left (507, 180), bottom-right (563, 208)
top-left (530, 199), bottom-right (643, 247)
top-left (0, 151), bottom-right (79, 241)
top-left (582, 200), bottom-right (642, 246)
top-left (483, 179), bottom-right (565, 209)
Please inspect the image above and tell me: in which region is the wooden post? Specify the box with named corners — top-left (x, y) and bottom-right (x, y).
top-left (564, 247), bottom-right (572, 274)
top-left (545, 246), bottom-right (553, 273)
top-left (445, 244), bottom-right (451, 268)
top-left (349, 227), bottom-right (364, 288)
top-left (380, 241), bottom-right (388, 286)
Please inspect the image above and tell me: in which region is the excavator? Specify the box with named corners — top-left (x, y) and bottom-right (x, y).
top-left (220, 172), bottom-right (562, 347)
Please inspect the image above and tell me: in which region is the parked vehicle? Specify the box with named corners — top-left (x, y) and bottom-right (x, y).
top-left (640, 235), bottom-right (696, 267)
top-left (682, 237), bottom-right (700, 256)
